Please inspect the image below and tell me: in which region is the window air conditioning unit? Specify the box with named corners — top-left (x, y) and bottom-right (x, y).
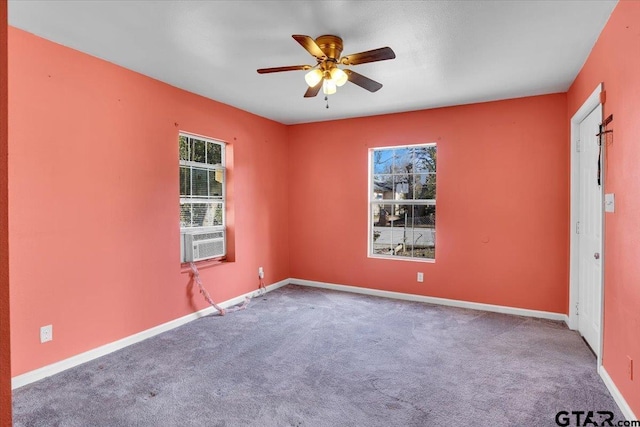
top-left (181, 230), bottom-right (225, 263)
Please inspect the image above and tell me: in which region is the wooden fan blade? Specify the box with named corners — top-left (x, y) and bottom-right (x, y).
top-left (340, 47), bottom-right (396, 66)
top-left (292, 35), bottom-right (326, 60)
top-left (257, 65), bottom-right (312, 74)
top-left (344, 69), bottom-right (383, 92)
top-left (304, 81), bottom-right (322, 98)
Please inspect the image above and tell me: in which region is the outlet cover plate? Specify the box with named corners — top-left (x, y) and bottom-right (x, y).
top-left (40, 325), bottom-right (53, 343)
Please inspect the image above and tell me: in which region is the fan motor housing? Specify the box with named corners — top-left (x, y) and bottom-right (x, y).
top-left (315, 35), bottom-right (344, 60)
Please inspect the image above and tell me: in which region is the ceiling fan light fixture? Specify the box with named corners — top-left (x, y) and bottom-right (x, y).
top-left (304, 69), bottom-right (323, 87)
top-left (330, 67), bottom-right (348, 87)
top-left (322, 78), bottom-right (337, 95)
top-left (257, 34), bottom-right (395, 100)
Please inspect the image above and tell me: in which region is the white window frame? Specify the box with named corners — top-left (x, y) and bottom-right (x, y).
top-left (368, 142), bottom-right (437, 262)
top-left (179, 132), bottom-right (226, 261)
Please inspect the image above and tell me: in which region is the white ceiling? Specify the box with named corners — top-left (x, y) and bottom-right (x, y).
top-left (8, 0), bottom-right (617, 125)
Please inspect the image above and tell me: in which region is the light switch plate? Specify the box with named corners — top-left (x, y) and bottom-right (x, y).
top-left (605, 193), bottom-right (615, 213)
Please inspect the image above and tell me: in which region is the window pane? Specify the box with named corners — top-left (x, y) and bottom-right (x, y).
top-left (192, 204), bottom-right (206, 227)
top-left (373, 174), bottom-right (393, 199)
top-left (191, 202), bottom-right (223, 227)
top-left (211, 203), bottom-right (224, 226)
top-left (372, 203), bottom-right (405, 227)
top-left (192, 138), bottom-right (206, 163)
top-left (371, 204), bottom-right (393, 255)
top-left (371, 202), bottom-right (435, 259)
top-left (393, 148), bottom-right (412, 173)
top-left (208, 170), bottom-right (223, 198)
top-left (180, 204), bottom-right (192, 227)
top-left (412, 204), bottom-right (435, 227)
top-left (415, 173), bottom-right (436, 199)
top-left (186, 203), bottom-right (222, 227)
top-left (411, 204), bottom-right (436, 258)
top-left (414, 146), bottom-right (436, 173)
top-left (179, 166), bottom-right (191, 197)
top-left (373, 149), bottom-right (393, 174)
top-left (179, 136), bottom-right (190, 161)
top-left (371, 203), bottom-right (405, 256)
top-left (192, 167), bottom-right (208, 197)
top-left (206, 142), bottom-right (222, 165)
top-left (393, 174), bottom-right (411, 200)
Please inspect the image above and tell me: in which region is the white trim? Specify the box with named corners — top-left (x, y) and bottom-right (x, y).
top-left (179, 131), bottom-right (227, 235)
top-left (368, 143), bottom-right (438, 263)
top-left (569, 83), bottom-right (607, 369)
top-left (599, 365), bottom-right (637, 421)
top-left (291, 279), bottom-right (569, 323)
top-left (10, 277), bottom-right (581, 390)
top-left (17, 276), bottom-right (634, 421)
top-left (368, 255), bottom-right (436, 264)
top-left (370, 199), bottom-right (436, 206)
top-left (179, 131), bottom-right (227, 147)
top-left (11, 278), bottom-right (288, 390)
top-left (179, 160), bottom-right (225, 169)
top-left (569, 82), bottom-right (603, 332)
top-left (597, 108), bottom-right (607, 364)
top-left (370, 142), bottom-right (437, 152)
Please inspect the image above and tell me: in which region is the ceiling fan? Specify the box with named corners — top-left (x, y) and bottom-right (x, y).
top-left (257, 35), bottom-right (396, 98)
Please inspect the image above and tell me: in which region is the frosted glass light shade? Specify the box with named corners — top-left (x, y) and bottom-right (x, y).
top-left (323, 79), bottom-right (337, 95)
top-left (304, 69), bottom-right (323, 87)
top-left (330, 68), bottom-right (348, 87)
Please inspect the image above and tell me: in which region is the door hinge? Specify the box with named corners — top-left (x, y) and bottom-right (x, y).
top-left (576, 139), bottom-right (581, 152)
top-left (575, 302), bottom-right (579, 316)
top-left (576, 221), bottom-right (580, 234)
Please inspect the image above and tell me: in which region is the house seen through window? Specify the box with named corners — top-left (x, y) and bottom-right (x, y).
top-left (370, 143), bottom-right (436, 260)
top-left (179, 133), bottom-right (226, 262)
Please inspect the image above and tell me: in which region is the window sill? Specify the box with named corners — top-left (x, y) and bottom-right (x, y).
top-left (180, 257), bottom-right (230, 273)
top-left (369, 254), bottom-right (436, 263)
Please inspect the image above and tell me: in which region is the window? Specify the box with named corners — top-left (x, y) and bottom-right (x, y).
top-left (369, 143), bottom-right (436, 260)
top-left (179, 133), bottom-right (226, 261)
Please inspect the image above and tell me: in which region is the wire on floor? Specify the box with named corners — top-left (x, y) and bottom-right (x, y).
top-left (189, 262), bottom-right (250, 316)
top-left (256, 276), bottom-right (267, 297)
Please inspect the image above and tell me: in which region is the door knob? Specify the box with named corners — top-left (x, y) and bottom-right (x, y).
top-left (594, 252), bottom-right (600, 259)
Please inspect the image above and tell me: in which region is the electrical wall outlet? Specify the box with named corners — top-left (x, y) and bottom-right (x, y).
top-left (628, 356), bottom-right (633, 381)
top-left (417, 272), bottom-right (424, 283)
top-left (40, 325), bottom-right (53, 343)
top-left (258, 267), bottom-right (264, 279)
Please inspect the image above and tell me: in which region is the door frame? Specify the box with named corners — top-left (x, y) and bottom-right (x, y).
top-left (568, 83), bottom-right (605, 365)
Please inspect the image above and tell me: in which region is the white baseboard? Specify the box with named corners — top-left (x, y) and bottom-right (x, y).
top-left (11, 278), bottom-right (289, 389)
top-left (599, 365), bottom-right (637, 421)
top-left (13, 276), bottom-right (635, 419)
top-left (294, 279), bottom-right (638, 419)
top-left (10, 277), bottom-right (573, 389)
top-left (290, 278), bottom-right (569, 324)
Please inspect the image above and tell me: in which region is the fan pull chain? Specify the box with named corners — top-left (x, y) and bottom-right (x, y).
top-left (325, 96), bottom-right (329, 109)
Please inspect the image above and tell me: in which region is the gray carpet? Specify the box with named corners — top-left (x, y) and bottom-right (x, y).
top-left (13, 285), bottom-right (623, 426)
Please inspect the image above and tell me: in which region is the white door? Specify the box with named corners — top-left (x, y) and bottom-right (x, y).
top-left (577, 104), bottom-right (603, 356)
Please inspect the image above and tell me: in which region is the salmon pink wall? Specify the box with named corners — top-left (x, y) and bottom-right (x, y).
top-left (1, 0), bottom-right (12, 424)
top-left (8, 27), bottom-right (290, 376)
top-left (10, 9), bottom-right (637, 421)
top-left (288, 94), bottom-right (569, 314)
top-left (568, 0), bottom-right (640, 415)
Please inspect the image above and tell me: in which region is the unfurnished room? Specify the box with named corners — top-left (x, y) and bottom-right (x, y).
top-left (0, 1), bottom-right (639, 426)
